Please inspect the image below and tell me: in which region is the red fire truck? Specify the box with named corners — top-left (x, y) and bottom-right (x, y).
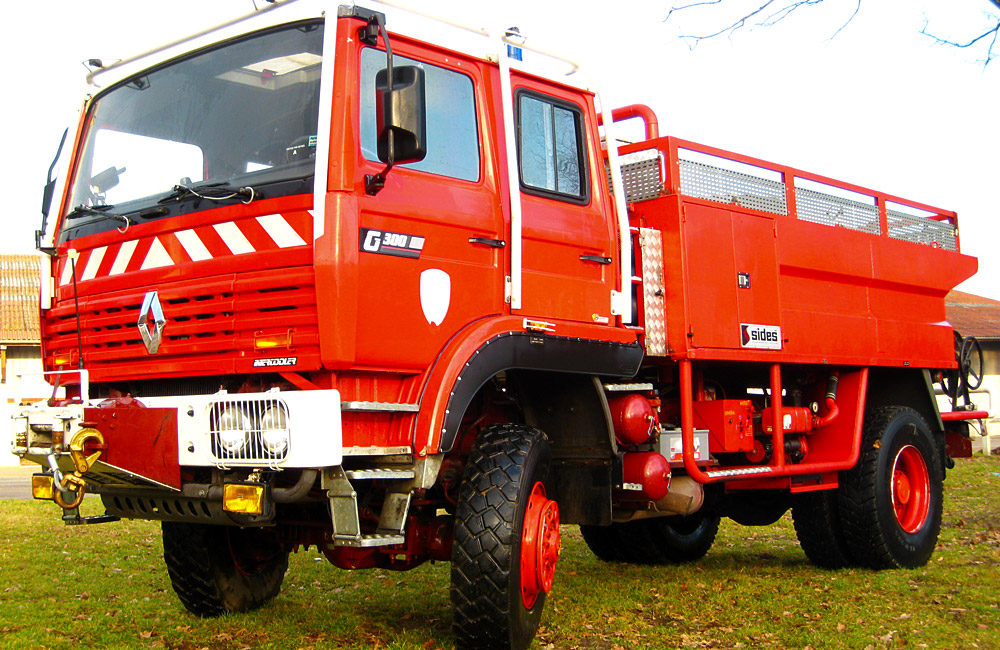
top-left (13, 1), bottom-right (987, 649)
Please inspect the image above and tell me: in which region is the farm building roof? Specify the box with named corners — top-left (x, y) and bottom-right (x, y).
top-left (946, 290), bottom-right (1000, 341)
top-left (1, 254), bottom-right (42, 344)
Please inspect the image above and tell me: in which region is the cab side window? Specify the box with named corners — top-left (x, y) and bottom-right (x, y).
top-left (360, 48), bottom-right (479, 182)
top-left (516, 92), bottom-right (588, 203)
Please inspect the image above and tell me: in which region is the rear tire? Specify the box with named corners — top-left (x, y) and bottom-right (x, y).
top-left (451, 423), bottom-right (559, 650)
top-left (649, 513), bottom-right (720, 563)
top-left (162, 522), bottom-right (289, 616)
top-left (579, 523), bottom-right (624, 562)
top-left (792, 489), bottom-right (855, 569)
top-left (839, 406), bottom-right (943, 569)
top-left (580, 512), bottom-right (719, 565)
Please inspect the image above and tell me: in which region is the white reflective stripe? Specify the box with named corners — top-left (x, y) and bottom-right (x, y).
top-left (141, 237), bottom-right (173, 270)
top-left (61, 259), bottom-right (74, 286)
top-left (110, 240), bottom-right (138, 275)
top-left (175, 229), bottom-right (212, 262)
top-left (257, 214), bottom-right (306, 248)
top-left (213, 221), bottom-right (254, 255)
top-left (80, 246), bottom-right (106, 282)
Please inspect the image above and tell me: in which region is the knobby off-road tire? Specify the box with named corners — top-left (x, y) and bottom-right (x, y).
top-left (162, 521), bottom-right (289, 617)
top-left (791, 489), bottom-right (855, 569)
top-left (581, 512), bottom-right (720, 565)
top-left (838, 406), bottom-right (943, 569)
top-left (451, 423), bottom-right (554, 650)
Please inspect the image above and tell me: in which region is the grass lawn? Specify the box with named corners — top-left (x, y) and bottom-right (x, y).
top-left (1, 455), bottom-right (998, 650)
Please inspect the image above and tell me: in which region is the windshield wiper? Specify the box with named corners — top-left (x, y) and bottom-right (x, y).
top-left (64, 205), bottom-right (130, 231)
top-left (158, 182), bottom-right (257, 205)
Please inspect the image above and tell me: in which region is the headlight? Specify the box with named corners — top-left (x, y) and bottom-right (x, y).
top-left (216, 406), bottom-right (250, 453)
top-left (260, 405), bottom-right (289, 455)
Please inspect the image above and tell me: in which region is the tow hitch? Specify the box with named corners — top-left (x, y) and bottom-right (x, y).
top-left (34, 428), bottom-right (120, 526)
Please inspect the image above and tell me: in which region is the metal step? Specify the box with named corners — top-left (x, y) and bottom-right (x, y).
top-left (344, 468), bottom-right (416, 481)
top-left (705, 466), bottom-right (774, 479)
top-left (333, 533), bottom-right (406, 548)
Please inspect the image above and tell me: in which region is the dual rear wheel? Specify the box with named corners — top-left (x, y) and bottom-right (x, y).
top-left (793, 406), bottom-right (943, 569)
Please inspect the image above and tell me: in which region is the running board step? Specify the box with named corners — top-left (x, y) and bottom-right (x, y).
top-left (344, 468), bottom-right (415, 480)
top-left (333, 533), bottom-right (406, 548)
top-left (704, 466), bottom-right (774, 479)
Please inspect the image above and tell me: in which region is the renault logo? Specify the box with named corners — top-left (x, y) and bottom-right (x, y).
top-left (138, 291), bottom-right (166, 354)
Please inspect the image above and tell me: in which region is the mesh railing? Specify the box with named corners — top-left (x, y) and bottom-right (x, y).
top-left (674, 152), bottom-right (957, 249)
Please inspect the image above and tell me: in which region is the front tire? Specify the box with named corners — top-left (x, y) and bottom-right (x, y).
top-left (450, 423), bottom-right (560, 650)
top-left (162, 522), bottom-right (289, 617)
top-left (839, 406), bottom-right (943, 569)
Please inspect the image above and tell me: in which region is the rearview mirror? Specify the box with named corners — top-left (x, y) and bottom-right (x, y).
top-left (375, 65), bottom-right (426, 165)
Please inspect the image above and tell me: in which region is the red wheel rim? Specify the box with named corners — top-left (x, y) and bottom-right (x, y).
top-left (890, 444), bottom-right (930, 533)
top-left (520, 481), bottom-right (561, 609)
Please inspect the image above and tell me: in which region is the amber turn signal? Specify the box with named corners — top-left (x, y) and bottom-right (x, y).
top-left (222, 482), bottom-right (265, 515)
top-left (31, 474), bottom-right (55, 500)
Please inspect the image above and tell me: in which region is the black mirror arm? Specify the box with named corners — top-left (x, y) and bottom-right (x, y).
top-left (365, 13), bottom-right (394, 196)
top-left (38, 128), bottom-right (69, 255)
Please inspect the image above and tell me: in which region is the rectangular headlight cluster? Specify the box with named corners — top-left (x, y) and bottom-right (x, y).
top-left (208, 396), bottom-right (290, 465)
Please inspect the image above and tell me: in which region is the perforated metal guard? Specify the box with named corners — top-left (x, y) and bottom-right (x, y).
top-left (795, 187), bottom-right (880, 235)
top-left (639, 228), bottom-right (667, 356)
top-left (887, 210), bottom-right (957, 251)
top-left (678, 159), bottom-right (787, 215)
top-left (606, 149), bottom-right (663, 203)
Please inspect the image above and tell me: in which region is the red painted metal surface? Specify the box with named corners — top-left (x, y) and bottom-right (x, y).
top-left (679, 361), bottom-right (869, 484)
top-left (83, 405), bottom-right (180, 489)
top-left (891, 444), bottom-right (931, 534)
top-left (600, 103), bottom-right (660, 140)
top-left (620, 452), bottom-right (671, 501)
top-left (940, 410), bottom-right (989, 421)
top-left (608, 393), bottom-right (658, 446)
top-left (623, 136), bottom-right (977, 370)
top-left (520, 481), bottom-right (560, 609)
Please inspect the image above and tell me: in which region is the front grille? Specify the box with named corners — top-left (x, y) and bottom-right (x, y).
top-left (43, 265), bottom-right (318, 381)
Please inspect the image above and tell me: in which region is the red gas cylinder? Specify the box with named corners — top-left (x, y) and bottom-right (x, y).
top-left (620, 452), bottom-right (671, 501)
top-left (608, 394), bottom-right (658, 446)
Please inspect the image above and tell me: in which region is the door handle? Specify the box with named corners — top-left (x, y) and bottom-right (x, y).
top-left (469, 237), bottom-right (506, 248)
top-left (580, 254), bottom-right (613, 265)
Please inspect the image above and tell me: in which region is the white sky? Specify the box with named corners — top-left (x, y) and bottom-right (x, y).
top-left (1, 0), bottom-right (997, 300)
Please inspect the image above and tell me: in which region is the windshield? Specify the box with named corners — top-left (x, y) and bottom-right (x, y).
top-left (60, 21), bottom-right (323, 243)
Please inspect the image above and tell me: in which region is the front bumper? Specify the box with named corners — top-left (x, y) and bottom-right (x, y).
top-left (11, 384), bottom-right (343, 494)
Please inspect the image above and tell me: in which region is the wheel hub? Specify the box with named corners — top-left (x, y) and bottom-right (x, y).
top-left (520, 481), bottom-right (561, 609)
top-left (890, 444), bottom-right (930, 534)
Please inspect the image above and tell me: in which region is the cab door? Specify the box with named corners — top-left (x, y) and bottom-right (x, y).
top-left (352, 43), bottom-right (505, 369)
top-left (510, 78), bottom-right (619, 325)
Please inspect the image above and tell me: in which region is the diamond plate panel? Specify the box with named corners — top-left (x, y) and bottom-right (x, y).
top-left (639, 228), bottom-right (667, 356)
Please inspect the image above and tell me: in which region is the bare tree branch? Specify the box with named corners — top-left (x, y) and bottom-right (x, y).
top-left (665, 0), bottom-right (1000, 67)
top-left (665, 0), bottom-right (858, 44)
top-left (921, 20), bottom-right (1000, 67)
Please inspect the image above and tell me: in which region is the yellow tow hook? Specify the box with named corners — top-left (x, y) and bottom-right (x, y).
top-left (52, 428), bottom-right (105, 510)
